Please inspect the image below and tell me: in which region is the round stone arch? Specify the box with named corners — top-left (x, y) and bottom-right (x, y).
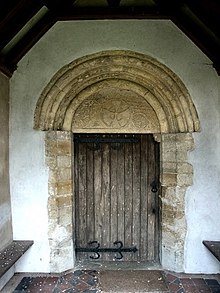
top-left (35, 51), bottom-right (200, 273)
top-left (35, 50), bottom-right (200, 133)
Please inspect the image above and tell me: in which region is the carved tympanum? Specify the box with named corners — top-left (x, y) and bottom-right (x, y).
top-left (72, 88), bottom-right (160, 132)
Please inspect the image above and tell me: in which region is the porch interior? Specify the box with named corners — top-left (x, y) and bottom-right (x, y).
top-left (0, 0), bottom-right (220, 292)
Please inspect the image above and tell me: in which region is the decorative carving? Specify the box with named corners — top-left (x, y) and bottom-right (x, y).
top-left (101, 99), bottom-right (130, 128)
top-left (72, 89), bottom-right (160, 132)
top-left (34, 50), bottom-right (200, 133)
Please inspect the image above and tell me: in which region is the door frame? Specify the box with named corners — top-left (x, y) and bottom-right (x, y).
top-left (73, 133), bottom-right (161, 265)
top-left (45, 130), bottom-right (195, 272)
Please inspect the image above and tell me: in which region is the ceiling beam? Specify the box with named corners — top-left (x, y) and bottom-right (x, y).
top-left (171, 7), bottom-right (220, 74)
top-left (107, 0), bottom-right (121, 8)
top-left (44, 0), bottom-right (77, 10)
top-left (185, 0), bottom-right (220, 38)
top-left (152, 0), bottom-right (220, 74)
top-left (0, 1), bottom-right (219, 75)
top-left (2, 11), bottom-right (56, 73)
top-left (57, 6), bottom-right (168, 20)
top-left (0, 0), bottom-right (45, 51)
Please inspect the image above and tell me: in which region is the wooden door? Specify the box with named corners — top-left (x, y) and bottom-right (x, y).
top-left (74, 134), bottom-right (160, 263)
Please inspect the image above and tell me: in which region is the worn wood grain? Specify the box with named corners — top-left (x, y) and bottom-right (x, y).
top-left (74, 134), bottom-right (160, 263)
top-left (124, 141), bottom-right (133, 261)
top-left (110, 143), bottom-right (118, 249)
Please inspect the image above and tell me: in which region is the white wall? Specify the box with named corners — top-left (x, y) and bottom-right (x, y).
top-left (10, 20), bottom-right (220, 273)
top-left (0, 72), bottom-right (13, 250)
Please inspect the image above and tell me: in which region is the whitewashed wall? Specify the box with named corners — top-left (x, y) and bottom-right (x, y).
top-left (10, 20), bottom-right (220, 273)
top-left (0, 72), bottom-right (12, 250)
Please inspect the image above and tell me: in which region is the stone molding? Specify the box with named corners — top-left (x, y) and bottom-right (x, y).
top-left (34, 50), bottom-right (200, 134)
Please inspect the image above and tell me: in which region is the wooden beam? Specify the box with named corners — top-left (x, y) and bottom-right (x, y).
top-left (3, 11), bottom-right (56, 71)
top-left (0, 0), bottom-right (45, 51)
top-left (184, 0), bottom-right (220, 38)
top-left (1, 1), bottom-right (220, 76)
top-left (171, 10), bottom-right (220, 75)
top-left (153, 0), bottom-right (220, 75)
top-left (44, 0), bottom-right (77, 10)
top-left (107, 0), bottom-right (121, 8)
top-left (57, 6), bottom-right (169, 20)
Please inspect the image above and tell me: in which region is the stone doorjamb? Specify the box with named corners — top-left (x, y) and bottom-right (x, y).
top-left (45, 130), bottom-right (194, 273)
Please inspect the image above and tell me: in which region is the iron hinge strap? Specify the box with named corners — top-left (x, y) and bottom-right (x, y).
top-left (76, 241), bottom-right (138, 260)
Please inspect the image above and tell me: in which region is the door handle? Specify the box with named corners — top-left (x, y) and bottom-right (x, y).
top-left (150, 179), bottom-right (159, 193)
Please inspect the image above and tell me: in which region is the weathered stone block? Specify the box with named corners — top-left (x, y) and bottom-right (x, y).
top-left (45, 156), bottom-right (57, 169)
top-left (48, 183), bottom-right (57, 196)
top-left (57, 168), bottom-right (71, 181)
top-left (177, 173), bottom-right (193, 187)
top-left (56, 131), bottom-right (72, 140)
top-left (57, 155), bottom-right (72, 168)
top-left (57, 141), bottom-right (71, 155)
top-left (56, 181), bottom-right (72, 195)
top-left (176, 150), bottom-right (188, 162)
top-left (58, 206), bottom-right (72, 226)
top-left (45, 141), bottom-right (57, 156)
top-left (177, 162), bottom-right (193, 174)
top-left (48, 170), bottom-right (58, 184)
top-left (47, 197), bottom-right (59, 220)
top-left (56, 195), bottom-right (72, 207)
top-left (162, 150), bottom-right (177, 162)
top-left (161, 173), bottom-right (177, 186)
top-left (162, 162), bottom-right (177, 173)
top-left (46, 130), bottom-right (57, 140)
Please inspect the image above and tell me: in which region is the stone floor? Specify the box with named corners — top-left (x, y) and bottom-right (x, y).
top-left (2, 270), bottom-right (220, 293)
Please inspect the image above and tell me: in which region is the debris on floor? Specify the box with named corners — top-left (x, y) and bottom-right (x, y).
top-left (2, 269), bottom-right (220, 293)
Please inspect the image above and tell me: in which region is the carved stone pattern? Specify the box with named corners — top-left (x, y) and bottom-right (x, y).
top-left (72, 89), bottom-right (160, 132)
top-left (34, 50), bottom-right (200, 133)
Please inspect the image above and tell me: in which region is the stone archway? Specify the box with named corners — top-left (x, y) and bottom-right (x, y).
top-left (35, 51), bottom-right (200, 272)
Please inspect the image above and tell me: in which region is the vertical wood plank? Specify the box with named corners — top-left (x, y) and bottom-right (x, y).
top-left (154, 139), bottom-right (160, 262)
top-left (124, 140), bottom-right (133, 261)
top-left (110, 142), bottom-right (118, 250)
top-left (77, 141), bottom-right (87, 260)
top-left (117, 142), bottom-right (125, 246)
top-left (132, 137), bottom-right (141, 261)
top-left (102, 143), bottom-right (111, 260)
top-left (147, 135), bottom-right (157, 261)
top-left (74, 138), bottom-right (79, 253)
top-left (94, 143), bottom-right (103, 250)
top-left (140, 135), bottom-right (148, 261)
top-left (86, 142), bottom-right (95, 244)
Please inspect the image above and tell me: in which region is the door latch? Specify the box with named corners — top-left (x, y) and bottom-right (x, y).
top-left (150, 179), bottom-right (159, 193)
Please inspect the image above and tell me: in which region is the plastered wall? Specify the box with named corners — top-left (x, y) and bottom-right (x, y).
top-left (0, 72), bottom-right (13, 250)
top-left (10, 20), bottom-right (220, 273)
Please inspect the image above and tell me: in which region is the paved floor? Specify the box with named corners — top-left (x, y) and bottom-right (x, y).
top-left (2, 270), bottom-right (220, 293)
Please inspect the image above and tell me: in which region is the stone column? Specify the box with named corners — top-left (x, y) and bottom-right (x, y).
top-left (161, 133), bottom-right (194, 272)
top-left (45, 131), bottom-right (74, 272)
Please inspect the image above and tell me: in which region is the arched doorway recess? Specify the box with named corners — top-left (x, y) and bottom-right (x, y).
top-left (34, 51), bottom-right (200, 272)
